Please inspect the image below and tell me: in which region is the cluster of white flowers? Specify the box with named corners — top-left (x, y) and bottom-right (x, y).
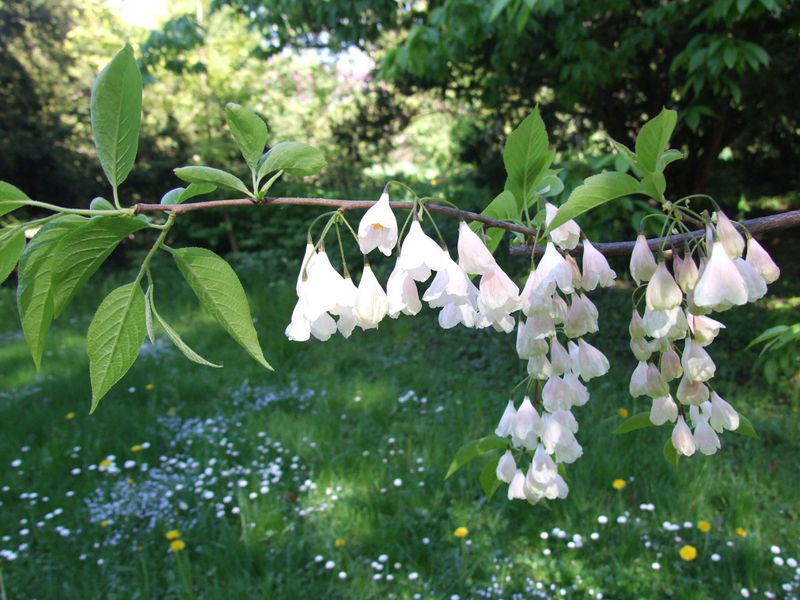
top-left (627, 210), bottom-right (780, 456)
top-left (492, 203), bottom-right (615, 505)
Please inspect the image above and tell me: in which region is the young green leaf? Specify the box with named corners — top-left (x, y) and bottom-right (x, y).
top-left (0, 230), bottom-right (26, 285)
top-left (90, 44), bottom-right (142, 192)
top-left (0, 181), bottom-right (30, 217)
top-left (503, 108), bottom-right (555, 207)
top-left (256, 141), bottom-right (327, 183)
top-left (148, 290), bottom-right (222, 368)
top-left (178, 182), bottom-right (217, 203)
top-left (160, 188), bottom-right (184, 206)
top-left (445, 435), bottom-right (507, 479)
top-left (634, 108), bottom-right (677, 173)
top-left (612, 411), bottom-right (654, 434)
top-left (479, 452), bottom-right (503, 500)
top-left (225, 103), bottom-right (268, 172)
top-left (545, 172), bottom-right (643, 233)
top-left (51, 216), bottom-right (149, 317)
top-left (17, 216), bottom-right (86, 369)
top-left (172, 247), bottom-right (271, 370)
top-left (663, 437), bottom-right (680, 469)
top-left (610, 140), bottom-right (642, 174)
top-left (87, 282), bottom-right (147, 412)
top-left (471, 190), bottom-right (518, 254)
top-left (174, 166), bottom-right (251, 196)
top-left (89, 197), bottom-right (115, 211)
top-left (733, 414), bottom-right (759, 439)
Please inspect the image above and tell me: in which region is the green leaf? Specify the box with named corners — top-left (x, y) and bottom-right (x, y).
top-left (445, 435), bottom-right (507, 480)
top-left (641, 171), bottom-right (667, 199)
top-left (473, 190), bottom-right (518, 253)
top-left (226, 103), bottom-right (268, 172)
top-left (503, 108), bottom-right (555, 207)
top-left (178, 182), bottom-right (216, 203)
top-left (172, 247), bottom-right (271, 370)
top-left (479, 453), bottom-right (503, 500)
top-left (0, 181), bottom-right (30, 217)
top-left (545, 172), bottom-right (643, 233)
top-left (51, 216), bottom-right (148, 318)
top-left (611, 141), bottom-right (642, 174)
top-left (148, 290), bottom-right (222, 368)
top-left (0, 230), bottom-right (25, 285)
top-left (657, 149), bottom-right (684, 171)
top-left (635, 108), bottom-right (677, 173)
top-left (489, 0), bottom-right (514, 22)
top-left (733, 414), bottom-right (759, 439)
top-left (612, 411), bottom-right (654, 434)
top-left (536, 172), bottom-right (564, 197)
top-left (90, 44), bottom-right (142, 192)
top-left (17, 216), bottom-right (86, 369)
top-left (256, 141), bottom-right (327, 182)
top-left (87, 282), bottom-right (147, 412)
top-left (174, 166), bottom-right (250, 196)
top-left (663, 437), bottom-right (680, 469)
top-left (89, 197), bottom-right (115, 211)
top-left (160, 188), bottom-right (184, 206)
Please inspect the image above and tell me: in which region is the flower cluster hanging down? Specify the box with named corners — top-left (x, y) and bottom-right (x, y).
top-left (628, 210), bottom-right (780, 456)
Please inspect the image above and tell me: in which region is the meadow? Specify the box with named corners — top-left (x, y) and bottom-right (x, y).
top-left (0, 242), bottom-right (798, 600)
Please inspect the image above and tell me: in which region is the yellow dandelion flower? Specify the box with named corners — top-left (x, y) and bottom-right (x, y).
top-left (167, 408), bottom-right (176, 415)
top-left (100, 520), bottom-right (109, 528)
top-left (99, 459), bottom-right (112, 468)
top-left (454, 527), bottom-right (469, 538)
top-left (131, 444), bottom-right (142, 452)
top-left (612, 478), bottom-right (626, 490)
top-left (145, 384), bottom-right (155, 391)
top-left (170, 540), bottom-right (186, 552)
top-left (165, 530), bottom-right (181, 541)
top-left (65, 412), bottom-right (75, 420)
top-left (698, 520), bottom-right (712, 533)
top-left (136, 546), bottom-right (143, 552)
top-left (736, 527), bottom-right (747, 537)
top-left (679, 545), bottom-right (698, 561)
top-left (127, 478), bottom-right (134, 485)
top-left (334, 539), bottom-right (346, 548)
top-left (618, 408), bottom-right (629, 419)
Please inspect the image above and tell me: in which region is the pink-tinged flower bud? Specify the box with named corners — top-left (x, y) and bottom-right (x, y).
top-left (630, 234), bottom-right (657, 285)
top-left (355, 264), bottom-right (389, 329)
top-left (358, 192), bottom-right (398, 256)
top-left (457, 220), bottom-right (496, 275)
top-left (674, 254), bottom-right (699, 293)
top-left (649, 394), bottom-right (678, 425)
top-left (676, 375), bottom-right (709, 405)
top-left (495, 400), bottom-right (517, 437)
top-left (709, 391), bottom-right (739, 433)
top-left (581, 239), bottom-right (616, 290)
top-left (681, 338), bottom-right (716, 382)
top-left (564, 294), bottom-right (599, 338)
top-left (527, 354), bottom-right (553, 380)
top-left (714, 211), bottom-right (745, 259)
top-left (496, 450), bottom-right (517, 483)
top-left (508, 469), bottom-right (527, 500)
top-left (545, 201), bottom-right (581, 250)
top-left (387, 265), bottom-right (422, 318)
top-left (733, 258), bottom-right (767, 303)
top-left (660, 347), bottom-right (683, 381)
top-left (672, 416), bottom-right (697, 456)
top-left (629, 309), bottom-right (647, 340)
top-left (693, 419), bottom-right (721, 455)
top-left (511, 397), bottom-right (542, 448)
top-left (646, 262), bottom-right (683, 311)
top-left (687, 314), bottom-right (725, 346)
top-left (565, 254), bottom-right (583, 289)
top-left (745, 237), bottom-right (780, 284)
top-left (549, 338), bottom-right (572, 376)
top-left (693, 241), bottom-right (748, 311)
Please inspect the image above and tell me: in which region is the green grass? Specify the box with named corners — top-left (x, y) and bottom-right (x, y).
top-left (0, 249), bottom-right (799, 600)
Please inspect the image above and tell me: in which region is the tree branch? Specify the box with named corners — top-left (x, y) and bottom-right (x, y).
top-left (133, 198), bottom-right (800, 257)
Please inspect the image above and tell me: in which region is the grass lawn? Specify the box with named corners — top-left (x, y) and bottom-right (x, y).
top-left (0, 246), bottom-right (798, 600)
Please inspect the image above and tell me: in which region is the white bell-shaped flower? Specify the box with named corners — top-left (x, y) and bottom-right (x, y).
top-left (693, 418), bottom-right (721, 455)
top-left (302, 250), bottom-right (345, 321)
top-left (496, 450), bottom-right (517, 483)
top-left (332, 276), bottom-right (359, 338)
top-left (649, 394), bottom-right (678, 425)
top-left (550, 409), bottom-right (579, 433)
top-left (569, 338), bottom-right (609, 381)
top-left (745, 237), bottom-right (779, 283)
top-left (630, 336), bottom-right (655, 362)
top-left (516, 319), bottom-right (550, 359)
top-left (733, 258), bottom-right (767, 303)
top-left (581, 239), bottom-right (616, 290)
top-left (355, 264), bottom-right (389, 329)
top-left (660, 347), bottom-right (683, 381)
top-left (386, 264), bottom-right (421, 318)
top-left (629, 309), bottom-right (648, 340)
top-left (674, 254), bottom-right (699, 293)
top-left (439, 301), bottom-right (478, 329)
top-left (563, 373), bottom-right (590, 406)
top-left (541, 414), bottom-right (583, 464)
top-left (285, 300), bottom-right (312, 342)
top-left (478, 264), bottom-right (520, 320)
top-left (457, 220), bottom-right (496, 275)
top-left (358, 192), bottom-right (398, 256)
top-left (629, 361), bottom-right (650, 397)
top-left (646, 262), bottom-right (683, 311)
top-left (495, 400), bottom-right (517, 437)
top-left (507, 468), bottom-right (527, 500)
top-left (397, 220), bottom-right (447, 281)
top-left (681, 338), bottom-right (716, 382)
top-left (709, 391), bottom-right (739, 433)
top-left (527, 354), bottom-right (553, 380)
top-left (687, 314), bottom-right (725, 346)
top-left (542, 375), bottom-right (574, 412)
top-left (545, 201), bottom-right (581, 250)
top-left (511, 396), bottom-right (542, 448)
top-left (549, 338), bottom-right (572, 376)
top-left (714, 211), bottom-right (745, 259)
top-left (563, 294), bottom-right (599, 338)
top-left (676, 374), bottom-right (709, 405)
top-left (693, 241), bottom-right (748, 311)
top-left (520, 243), bottom-right (573, 314)
top-left (423, 252), bottom-right (472, 308)
top-left (630, 234), bottom-right (657, 285)
top-left (528, 444), bottom-right (559, 485)
top-left (671, 416), bottom-right (697, 456)
top-left (643, 306), bottom-right (686, 339)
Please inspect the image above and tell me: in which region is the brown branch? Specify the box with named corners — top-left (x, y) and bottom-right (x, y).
top-left (133, 198), bottom-right (800, 258)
